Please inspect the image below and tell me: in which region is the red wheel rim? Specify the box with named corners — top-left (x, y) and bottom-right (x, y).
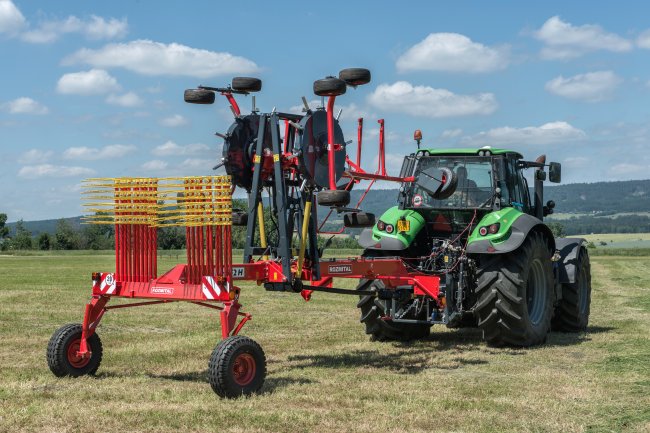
top-left (67, 338), bottom-right (90, 368)
top-left (232, 353), bottom-right (256, 386)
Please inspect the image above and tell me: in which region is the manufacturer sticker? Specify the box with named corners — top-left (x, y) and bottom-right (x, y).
top-left (328, 265), bottom-right (352, 274)
top-left (150, 287), bottom-right (174, 295)
top-left (413, 194), bottom-right (423, 207)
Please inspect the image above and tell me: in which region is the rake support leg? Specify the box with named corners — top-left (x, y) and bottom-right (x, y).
top-left (78, 296), bottom-right (109, 358)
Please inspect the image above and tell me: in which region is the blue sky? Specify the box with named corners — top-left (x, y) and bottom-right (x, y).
top-left (1, 1), bottom-right (650, 221)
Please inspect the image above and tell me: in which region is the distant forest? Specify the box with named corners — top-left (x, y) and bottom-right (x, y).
top-left (3, 179), bottom-right (650, 250)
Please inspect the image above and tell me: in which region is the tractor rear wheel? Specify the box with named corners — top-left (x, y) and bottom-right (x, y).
top-left (475, 232), bottom-right (554, 346)
top-left (47, 324), bottom-right (103, 377)
top-left (208, 336), bottom-right (266, 398)
top-left (552, 250), bottom-right (591, 332)
top-left (356, 279), bottom-right (431, 342)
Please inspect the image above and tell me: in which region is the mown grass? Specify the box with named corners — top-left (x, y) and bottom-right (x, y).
top-left (0, 252), bottom-right (648, 433)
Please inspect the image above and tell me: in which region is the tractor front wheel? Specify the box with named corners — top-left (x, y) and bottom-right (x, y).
top-left (208, 336), bottom-right (266, 398)
top-left (47, 324), bottom-right (103, 377)
top-left (475, 232), bottom-right (554, 346)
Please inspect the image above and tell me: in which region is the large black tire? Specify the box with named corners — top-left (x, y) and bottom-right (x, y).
top-left (344, 212), bottom-right (375, 228)
top-left (339, 68), bottom-right (371, 86)
top-left (317, 189), bottom-right (350, 207)
top-left (313, 77), bottom-right (347, 97)
top-left (232, 77), bottom-right (262, 93)
top-left (232, 211), bottom-right (248, 226)
top-left (433, 167), bottom-right (458, 200)
top-left (208, 336), bottom-right (266, 398)
top-left (184, 88), bottom-right (215, 104)
top-left (357, 279), bottom-right (431, 342)
top-left (47, 324), bottom-right (103, 377)
top-left (552, 249), bottom-right (591, 332)
top-left (475, 232), bottom-right (554, 346)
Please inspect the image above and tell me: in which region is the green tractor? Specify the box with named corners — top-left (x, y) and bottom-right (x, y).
top-left (356, 147), bottom-right (591, 346)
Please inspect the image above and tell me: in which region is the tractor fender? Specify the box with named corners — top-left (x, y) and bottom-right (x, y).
top-left (554, 237), bottom-right (586, 284)
top-left (358, 228), bottom-right (408, 250)
top-left (467, 213), bottom-right (555, 255)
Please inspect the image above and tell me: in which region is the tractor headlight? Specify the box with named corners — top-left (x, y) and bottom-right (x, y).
top-left (479, 223), bottom-right (500, 236)
top-left (377, 220), bottom-right (386, 231)
top-left (385, 224), bottom-right (395, 234)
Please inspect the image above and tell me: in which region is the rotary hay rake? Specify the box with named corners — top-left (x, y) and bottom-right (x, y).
top-left (47, 68), bottom-right (448, 398)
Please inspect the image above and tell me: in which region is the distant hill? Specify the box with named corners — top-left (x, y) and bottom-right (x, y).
top-left (7, 216), bottom-right (83, 237)
top-left (7, 179), bottom-right (650, 236)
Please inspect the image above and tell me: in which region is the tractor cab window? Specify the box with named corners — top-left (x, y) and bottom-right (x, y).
top-left (410, 156), bottom-right (494, 209)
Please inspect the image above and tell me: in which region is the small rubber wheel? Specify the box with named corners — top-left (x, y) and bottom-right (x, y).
top-left (208, 336), bottom-right (266, 398)
top-left (232, 211), bottom-right (248, 226)
top-left (344, 212), bottom-right (375, 227)
top-left (184, 89), bottom-right (215, 104)
top-left (47, 324), bottom-right (103, 377)
top-left (339, 68), bottom-right (371, 86)
top-left (433, 167), bottom-right (458, 200)
top-left (317, 189), bottom-right (350, 207)
top-left (314, 77), bottom-right (347, 97)
top-left (232, 77), bottom-right (262, 93)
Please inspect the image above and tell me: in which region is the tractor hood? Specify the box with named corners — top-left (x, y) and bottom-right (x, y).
top-left (358, 206), bottom-right (425, 250)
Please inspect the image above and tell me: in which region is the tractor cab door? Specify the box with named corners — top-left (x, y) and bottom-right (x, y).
top-left (501, 157), bottom-right (532, 215)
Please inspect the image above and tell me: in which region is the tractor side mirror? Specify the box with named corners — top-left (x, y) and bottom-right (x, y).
top-left (543, 200), bottom-right (555, 216)
top-left (549, 162), bottom-right (561, 183)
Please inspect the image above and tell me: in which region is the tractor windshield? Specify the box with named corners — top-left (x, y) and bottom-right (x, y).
top-left (408, 156), bottom-right (496, 209)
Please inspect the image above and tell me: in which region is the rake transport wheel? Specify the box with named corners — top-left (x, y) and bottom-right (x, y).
top-left (317, 189), bottom-right (350, 207)
top-left (313, 77), bottom-right (347, 97)
top-left (232, 77), bottom-right (262, 93)
top-left (356, 279), bottom-right (431, 342)
top-left (208, 336), bottom-right (266, 398)
top-left (184, 88), bottom-right (215, 104)
top-left (552, 249), bottom-right (592, 332)
top-left (475, 232), bottom-right (554, 346)
top-left (47, 324), bottom-right (103, 377)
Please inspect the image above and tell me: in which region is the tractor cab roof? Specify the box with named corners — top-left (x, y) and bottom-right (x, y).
top-left (420, 147), bottom-right (524, 159)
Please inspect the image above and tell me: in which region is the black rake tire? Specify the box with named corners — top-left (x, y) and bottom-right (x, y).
top-left (232, 211), bottom-right (248, 226)
top-left (356, 279), bottom-right (431, 342)
top-left (433, 167), bottom-right (458, 200)
top-left (474, 232), bottom-right (554, 347)
top-left (184, 88), bottom-right (215, 104)
top-left (317, 189), bottom-right (350, 207)
top-left (313, 77), bottom-right (347, 97)
top-left (208, 336), bottom-right (266, 398)
top-left (232, 77), bottom-right (262, 93)
top-left (343, 212), bottom-right (375, 228)
top-left (47, 324), bottom-right (103, 377)
top-left (339, 68), bottom-right (371, 86)
top-left (552, 249), bottom-right (592, 332)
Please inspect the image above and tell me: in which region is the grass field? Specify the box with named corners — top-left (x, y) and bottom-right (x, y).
top-left (576, 233), bottom-right (650, 249)
top-left (1, 252), bottom-right (649, 433)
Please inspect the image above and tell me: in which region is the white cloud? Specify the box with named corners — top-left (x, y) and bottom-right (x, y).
top-left (0, 0), bottom-right (25, 35)
top-left (638, 29), bottom-right (650, 49)
top-left (367, 81), bottom-right (497, 118)
top-left (63, 144), bottom-right (136, 160)
top-left (159, 114), bottom-right (188, 127)
top-left (461, 121), bottom-right (587, 146)
top-left (396, 33), bottom-right (509, 73)
top-left (18, 149), bottom-right (53, 164)
top-left (534, 16), bottom-right (632, 60)
top-left (18, 164), bottom-right (95, 178)
top-left (56, 69), bottom-right (121, 95)
top-left (152, 141), bottom-right (210, 156)
top-left (21, 15), bottom-right (127, 43)
top-left (64, 39), bottom-right (259, 78)
top-left (141, 159), bottom-right (168, 171)
top-left (545, 71), bottom-right (622, 102)
top-left (106, 92), bottom-right (143, 107)
top-left (563, 156), bottom-right (590, 169)
top-left (3, 97), bottom-right (48, 114)
top-left (180, 158), bottom-right (209, 170)
top-left (607, 163), bottom-right (649, 177)
top-left (440, 128), bottom-right (463, 139)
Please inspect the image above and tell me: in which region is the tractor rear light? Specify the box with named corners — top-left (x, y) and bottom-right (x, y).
top-left (377, 220), bottom-right (386, 231)
top-left (488, 223), bottom-right (500, 234)
top-left (385, 224), bottom-right (395, 234)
